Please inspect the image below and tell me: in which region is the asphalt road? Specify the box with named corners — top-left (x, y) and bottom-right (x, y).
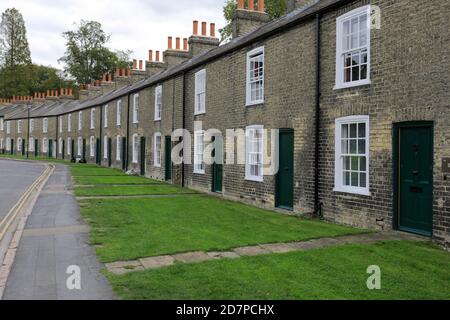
top-left (2, 162), bottom-right (115, 300)
top-left (0, 160), bottom-right (45, 222)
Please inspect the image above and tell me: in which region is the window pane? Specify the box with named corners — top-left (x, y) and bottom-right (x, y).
top-left (344, 156), bottom-right (350, 170)
top-left (360, 64), bottom-right (367, 80)
top-left (360, 156), bottom-right (367, 171)
top-left (342, 139), bottom-right (348, 154)
top-left (344, 171), bottom-right (350, 186)
top-left (344, 67), bottom-right (351, 82)
top-left (350, 139), bottom-right (357, 154)
top-left (352, 66), bottom-right (360, 81)
top-left (351, 156), bottom-right (359, 171)
top-left (360, 173), bottom-right (367, 188)
top-left (342, 124), bottom-right (349, 138)
top-left (358, 123), bottom-right (366, 137)
top-left (351, 172), bottom-right (359, 187)
top-left (350, 124), bottom-right (357, 138)
top-left (358, 139), bottom-right (366, 154)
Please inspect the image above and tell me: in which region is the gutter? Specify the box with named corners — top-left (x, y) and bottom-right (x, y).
top-left (314, 13), bottom-right (322, 218)
top-left (99, 105), bottom-right (103, 166)
top-left (181, 72), bottom-right (186, 187)
top-left (125, 94), bottom-right (131, 171)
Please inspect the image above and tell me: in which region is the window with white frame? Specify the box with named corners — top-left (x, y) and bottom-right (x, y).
top-left (334, 115), bottom-right (370, 195)
top-left (29, 137), bottom-right (34, 152)
top-left (30, 119), bottom-right (34, 133)
top-left (59, 117), bottom-right (62, 133)
top-left (42, 138), bottom-right (48, 153)
top-left (0, 138), bottom-right (3, 150)
top-left (195, 70), bottom-right (206, 115)
top-left (17, 138), bottom-right (22, 152)
top-left (132, 134), bottom-right (139, 163)
top-left (335, 5), bottom-right (371, 89)
top-left (90, 136), bottom-right (95, 157)
top-left (245, 125), bottom-right (264, 182)
top-left (246, 47), bottom-right (264, 106)
top-left (77, 137), bottom-right (82, 156)
top-left (67, 138), bottom-right (71, 156)
top-left (58, 138), bottom-right (62, 154)
top-left (193, 131), bottom-right (205, 174)
top-left (68, 114), bottom-right (72, 132)
top-left (154, 86), bottom-right (162, 121)
top-left (116, 100), bottom-right (122, 126)
top-left (90, 108), bottom-right (95, 129)
top-left (133, 94), bottom-right (139, 123)
top-left (6, 121), bottom-right (10, 134)
top-left (116, 136), bottom-right (121, 161)
top-left (0, 118), bottom-right (3, 131)
top-left (17, 120), bottom-right (22, 133)
top-left (78, 111), bottom-right (83, 131)
top-left (154, 133), bottom-right (161, 167)
top-left (104, 105), bottom-right (108, 128)
top-left (6, 137), bottom-right (11, 151)
top-left (104, 135), bottom-right (108, 159)
top-left (43, 118), bottom-right (48, 133)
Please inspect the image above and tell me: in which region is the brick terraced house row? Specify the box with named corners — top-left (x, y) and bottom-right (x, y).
top-left (0, 0), bottom-right (448, 248)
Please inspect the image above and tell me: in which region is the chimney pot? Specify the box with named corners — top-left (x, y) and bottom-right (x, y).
top-left (193, 20), bottom-right (199, 35)
top-left (201, 22), bottom-right (207, 36)
top-left (258, 0), bottom-right (265, 11)
top-left (249, 0), bottom-right (255, 11)
top-left (237, 0), bottom-right (244, 9)
top-left (168, 36), bottom-right (173, 50)
top-left (121, 68), bottom-right (126, 77)
top-left (127, 68), bottom-right (131, 77)
top-left (176, 37), bottom-right (181, 50)
top-left (115, 68), bottom-right (120, 77)
top-left (139, 60), bottom-right (143, 70)
top-left (133, 59), bottom-right (137, 70)
top-left (68, 88), bottom-right (73, 96)
top-left (210, 23), bottom-right (216, 37)
top-left (149, 50), bottom-right (153, 61)
top-left (156, 51), bottom-right (160, 62)
top-left (183, 38), bottom-right (188, 51)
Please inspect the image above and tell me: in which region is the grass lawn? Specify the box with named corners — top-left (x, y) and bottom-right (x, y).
top-left (70, 166), bottom-right (126, 177)
top-left (107, 241), bottom-right (450, 300)
top-left (80, 196), bottom-right (366, 263)
top-left (73, 175), bottom-right (160, 185)
top-left (74, 184), bottom-right (196, 197)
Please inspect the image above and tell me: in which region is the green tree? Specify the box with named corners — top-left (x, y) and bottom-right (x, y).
top-left (59, 20), bottom-right (131, 85)
top-left (219, 0), bottom-right (288, 41)
top-left (0, 8), bottom-right (32, 67)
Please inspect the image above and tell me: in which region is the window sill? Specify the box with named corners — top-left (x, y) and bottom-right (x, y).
top-left (154, 119), bottom-right (161, 122)
top-left (245, 100), bottom-right (264, 107)
top-left (334, 80), bottom-right (371, 90)
top-left (245, 176), bottom-right (264, 183)
top-left (194, 112), bottom-right (206, 116)
top-left (333, 187), bottom-right (371, 196)
top-left (194, 170), bottom-right (205, 175)
top-left (154, 164), bottom-right (161, 168)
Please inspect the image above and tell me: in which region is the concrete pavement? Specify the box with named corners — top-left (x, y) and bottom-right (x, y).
top-left (2, 162), bottom-right (115, 300)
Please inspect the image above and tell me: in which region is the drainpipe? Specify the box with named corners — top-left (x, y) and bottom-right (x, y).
top-left (314, 13), bottom-right (322, 218)
top-left (125, 94), bottom-right (131, 171)
top-left (181, 72), bottom-right (186, 188)
top-left (99, 105), bottom-right (103, 166)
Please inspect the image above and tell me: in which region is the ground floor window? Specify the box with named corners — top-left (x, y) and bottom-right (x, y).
top-left (0, 138), bottom-right (3, 150)
top-left (132, 134), bottom-right (139, 164)
top-left (29, 137), bottom-right (34, 152)
top-left (104, 135), bottom-right (108, 159)
top-left (154, 133), bottom-right (161, 167)
top-left (17, 138), bottom-right (22, 152)
top-left (194, 130), bottom-right (205, 174)
top-left (67, 138), bottom-right (71, 156)
top-left (116, 136), bottom-right (121, 161)
top-left (42, 138), bottom-right (48, 153)
top-left (77, 137), bottom-right (82, 156)
top-left (334, 115), bottom-right (370, 195)
top-left (6, 138), bottom-right (10, 151)
top-left (58, 138), bottom-right (62, 154)
top-left (90, 136), bottom-right (95, 157)
top-left (245, 125), bottom-right (264, 182)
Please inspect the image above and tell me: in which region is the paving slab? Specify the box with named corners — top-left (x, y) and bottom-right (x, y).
top-left (207, 251), bottom-right (240, 259)
top-left (234, 246), bottom-right (271, 256)
top-left (140, 255), bottom-right (175, 269)
top-left (260, 243), bottom-right (298, 253)
top-left (173, 251), bottom-right (213, 263)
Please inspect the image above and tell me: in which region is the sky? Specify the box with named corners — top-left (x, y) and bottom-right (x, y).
top-left (0, 0), bottom-right (227, 69)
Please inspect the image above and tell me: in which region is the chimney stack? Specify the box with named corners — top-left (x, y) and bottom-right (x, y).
top-left (164, 34), bottom-right (190, 67)
top-left (232, 0), bottom-right (270, 38)
top-left (189, 20), bottom-right (220, 57)
top-left (146, 49), bottom-right (166, 77)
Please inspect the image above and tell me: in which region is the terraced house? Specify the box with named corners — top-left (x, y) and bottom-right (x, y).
top-left (0, 0), bottom-right (448, 248)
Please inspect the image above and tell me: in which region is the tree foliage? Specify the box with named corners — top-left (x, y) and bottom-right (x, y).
top-left (220, 0), bottom-right (288, 41)
top-left (59, 20), bottom-right (131, 85)
top-left (0, 7), bottom-right (31, 67)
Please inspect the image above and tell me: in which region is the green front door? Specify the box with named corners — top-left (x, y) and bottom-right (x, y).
top-left (96, 138), bottom-right (100, 165)
top-left (276, 130), bottom-right (294, 210)
top-left (48, 140), bottom-right (53, 158)
top-left (212, 136), bottom-right (223, 193)
top-left (165, 136), bottom-right (172, 181)
top-left (62, 140), bottom-right (65, 159)
top-left (108, 138), bottom-right (112, 167)
top-left (34, 139), bottom-right (38, 157)
top-left (140, 137), bottom-right (146, 176)
top-left (395, 123), bottom-right (433, 236)
top-left (10, 139), bottom-right (14, 155)
top-left (121, 137), bottom-right (127, 170)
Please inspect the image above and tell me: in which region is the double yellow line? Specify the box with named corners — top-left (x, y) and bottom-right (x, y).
top-left (0, 164), bottom-right (54, 241)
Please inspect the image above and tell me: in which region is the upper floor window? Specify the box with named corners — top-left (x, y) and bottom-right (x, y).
top-left (154, 133), bottom-right (161, 167)
top-left (154, 86), bottom-right (162, 121)
top-left (30, 119), bottom-right (34, 133)
top-left (68, 114), bottom-right (72, 132)
top-left (43, 118), bottom-right (48, 133)
top-left (104, 104), bottom-right (108, 128)
top-left (78, 111), bottom-right (83, 131)
top-left (90, 108), bottom-right (96, 129)
top-left (335, 5), bottom-right (371, 89)
top-left (133, 94), bottom-right (139, 123)
top-left (59, 117), bottom-right (62, 133)
top-left (6, 121), bottom-right (10, 134)
top-left (17, 120), bottom-right (22, 134)
top-left (245, 125), bottom-right (264, 182)
top-left (195, 70), bottom-right (206, 115)
top-left (193, 130), bottom-right (205, 174)
top-left (246, 47), bottom-right (264, 106)
top-left (116, 100), bottom-right (122, 126)
top-left (334, 115), bottom-right (370, 195)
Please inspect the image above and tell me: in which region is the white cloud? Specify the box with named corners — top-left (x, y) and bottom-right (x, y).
top-left (0, 0), bottom-right (226, 68)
